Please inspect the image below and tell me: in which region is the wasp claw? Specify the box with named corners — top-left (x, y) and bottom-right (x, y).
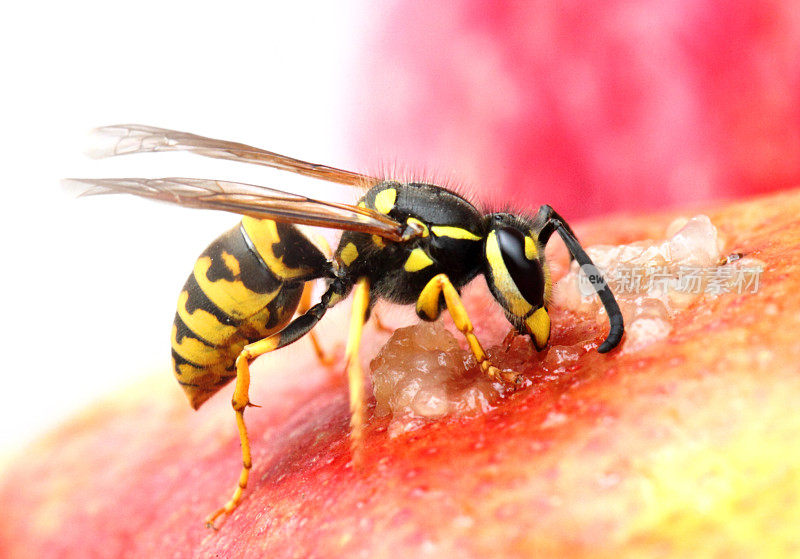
top-left (501, 328), bottom-right (518, 350)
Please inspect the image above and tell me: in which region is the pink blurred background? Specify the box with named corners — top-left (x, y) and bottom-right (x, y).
top-left (350, 1), bottom-right (800, 219)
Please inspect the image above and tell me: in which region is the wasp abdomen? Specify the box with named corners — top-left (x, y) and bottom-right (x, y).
top-left (171, 218), bottom-right (329, 409)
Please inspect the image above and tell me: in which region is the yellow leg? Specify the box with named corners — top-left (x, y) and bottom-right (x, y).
top-left (204, 279), bottom-right (342, 528)
top-left (417, 273), bottom-right (518, 383)
top-left (372, 308), bottom-right (394, 333)
top-left (298, 282), bottom-right (334, 366)
top-left (205, 335), bottom-right (280, 529)
top-left (345, 278), bottom-right (370, 460)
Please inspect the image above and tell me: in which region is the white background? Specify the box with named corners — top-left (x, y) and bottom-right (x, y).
top-left (0, 1), bottom-right (372, 454)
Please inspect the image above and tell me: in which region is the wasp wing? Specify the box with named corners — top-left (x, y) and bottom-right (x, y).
top-left (64, 177), bottom-right (413, 242)
top-left (89, 124), bottom-right (380, 188)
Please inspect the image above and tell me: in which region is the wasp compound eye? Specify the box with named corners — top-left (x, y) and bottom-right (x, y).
top-left (495, 226), bottom-right (545, 309)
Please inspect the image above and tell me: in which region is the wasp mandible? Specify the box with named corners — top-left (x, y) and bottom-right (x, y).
top-left (67, 124), bottom-right (624, 527)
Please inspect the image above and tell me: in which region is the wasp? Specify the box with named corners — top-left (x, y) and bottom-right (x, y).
top-left (67, 124), bottom-right (624, 527)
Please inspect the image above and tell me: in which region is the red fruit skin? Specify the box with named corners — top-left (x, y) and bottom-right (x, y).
top-left (352, 1), bottom-right (800, 219)
top-left (2, 189), bottom-right (800, 558)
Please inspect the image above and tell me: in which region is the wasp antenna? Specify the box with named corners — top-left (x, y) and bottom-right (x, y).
top-left (534, 205), bottom-right (624, 353)
top-left (558, 227), bottom-right (624, 352)
top-left (597, 310), bottom-right (624, 353)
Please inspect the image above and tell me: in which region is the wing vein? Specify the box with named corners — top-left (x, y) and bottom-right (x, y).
top-left (89, 124), bottom-right (379, 188)
top-left (63, 177), bottom-right (409, 242)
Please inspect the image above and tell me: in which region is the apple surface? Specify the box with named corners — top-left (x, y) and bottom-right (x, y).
top-left (2, 189), bottom-right (799, 558)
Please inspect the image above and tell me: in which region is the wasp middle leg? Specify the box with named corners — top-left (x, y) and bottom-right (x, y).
top-left (344, 278), bottom-right (370, 459)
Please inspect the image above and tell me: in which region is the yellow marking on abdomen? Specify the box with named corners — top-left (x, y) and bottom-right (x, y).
top-left (374, 188), bottom-right (397, 214)
top-left (173, 358), bottom-right (236, 410)
top-left (371, 235), bottom-right (385, 248)
top-left (430, 225), bottom-right (482, 241)
top-left (309, 231), bottom-right (332, 258)
top-left (221, 251), bottom-right (241, 275)
top-left (171, 324), bottom-right (225, 366)
top-left (193, 257), bottom-right (281, 319)
top-left (404, 248), bottom-right (434, 272)
top-left (177, 291), bottom-right (238, 346)
top-left (241, 217), bottom-right (314, 280)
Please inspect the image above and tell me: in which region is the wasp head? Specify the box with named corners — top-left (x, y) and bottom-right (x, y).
top-left (483, 213), bottom-right (551, 350)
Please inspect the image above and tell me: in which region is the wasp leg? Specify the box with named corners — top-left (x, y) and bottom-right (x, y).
top-left (298, 281), bottom-right (335, 366)
top-left (345, 278), bottom-right (371, 459)
top-left (205, 281), bottom-right (341, 529)
top-left (417, 273), bottom-right (518, 383)
top-left (371, 308), bottom-right (394, 333)
top-left (501, 327), bottom-right (519, 350)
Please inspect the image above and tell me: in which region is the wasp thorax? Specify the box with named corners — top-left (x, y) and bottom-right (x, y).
top-left (484, 215), bottom-right (551, 350)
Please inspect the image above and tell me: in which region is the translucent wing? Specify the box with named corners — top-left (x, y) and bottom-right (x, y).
top-left (90, 124), bottom-right (380, 188)
top-left (64, 177), bottom-right (418, 242)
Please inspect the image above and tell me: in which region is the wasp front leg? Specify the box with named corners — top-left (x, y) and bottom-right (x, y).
top-left (416, 273), bottom-right (519, 384)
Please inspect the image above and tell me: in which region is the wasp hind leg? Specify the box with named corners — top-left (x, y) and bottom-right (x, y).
top-left (417, 273), bottom-right (519, 384)
top-left (205, 283), bottom-right (339, 529)
top-left (298, 281), bottom-right (335, 366)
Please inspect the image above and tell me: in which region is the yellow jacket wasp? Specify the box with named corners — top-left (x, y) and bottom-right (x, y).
top-left (66, 124), bottom-right (624, 527)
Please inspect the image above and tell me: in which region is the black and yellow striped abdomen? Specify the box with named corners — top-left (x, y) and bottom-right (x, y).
top-left (171, 216), bottom-right (330, 409)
